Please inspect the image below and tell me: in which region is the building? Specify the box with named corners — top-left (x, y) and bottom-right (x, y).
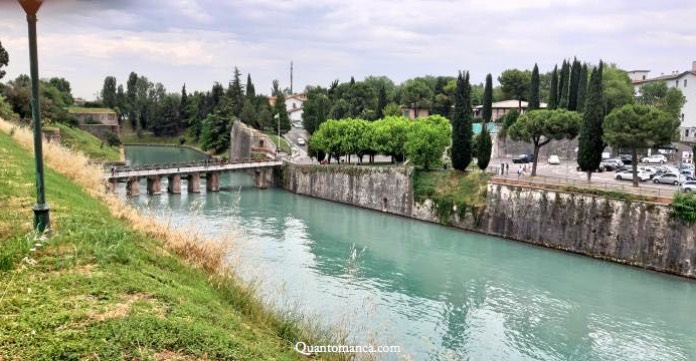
top-left (402, 107), bottom-right (429, 120)
top-left (269, 93), bottom-right (306, 126)
top-left (473, 100), bottom-right (547, 121)
top-left (630, 62), bottom-right (696, 142)
top-left (67, 107), bottom-right (120, 139)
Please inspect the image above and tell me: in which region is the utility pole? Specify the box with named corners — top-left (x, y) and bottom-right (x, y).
top-left (290, 61), bottom-right (293, 95)
top-left (18, 0), bottom-right (50, 232)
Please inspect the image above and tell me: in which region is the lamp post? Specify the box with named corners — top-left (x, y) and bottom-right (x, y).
top-left (18, 0), bottom-right (50, 232)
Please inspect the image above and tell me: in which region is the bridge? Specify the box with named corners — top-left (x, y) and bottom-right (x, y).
top-left (107, 159), bottom-right (283, 197)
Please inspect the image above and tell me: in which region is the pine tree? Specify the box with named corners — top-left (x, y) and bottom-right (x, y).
top-left (180, 84), bottom-right (189, 131)
top-left (559, 60), bottom-right (570, 109)
top-left (350, 76), bottom-right (355, 86)
top-left (549, 66), bottom-right (558, 109)
top-left (451, 71), bottom-right (473, 171)
top-left (576, 64), bottom-right (588, 112)
top-left (483, 74), bottom-right (493, 122)
top-left (227, 67), bottom-right (244, 116)
top-left (528, 64), bottom-right (540, 110)
top-left (200, 96), bottom-right (234, 153)
top-left (577, 62), bottom-right (605, 181)
top-left (568, 58), bottom-right (581, 111)
top-left (246, 74), bottom-right (255, 100)
top-left (376, 85), bottom-right (388, 119)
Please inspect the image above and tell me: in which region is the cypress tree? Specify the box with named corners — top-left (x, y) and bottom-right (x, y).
top-left (246, 74), bottom-right (256, 100)
top-left (227, 67), bottom-right (244, 117)
top-left (376, 85), bottom-right (388, 119)
top-left (559, 60), bottom-right (570, 109)
top-left (452, 71), bottom-right (473, 171)
top-left (483, 74), bottom-right (493, 121)
top-left (180, 84), bottom-right (189, 130)
top-left (528, 64), bottom-right (540, 110)
top-left (577, 62), bottom-right (605, 181)
top-left (568, 58), bottom-right (581, 111)
top-left (549, 66), bottom-right (558, 110)
top-left (477, 124), bottom-right (492, 170)
top-left (576, 64), bottom-right (588, 112)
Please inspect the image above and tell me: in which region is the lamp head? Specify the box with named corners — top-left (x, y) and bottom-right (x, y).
top-left (18, 0), bottom-right (43, 16)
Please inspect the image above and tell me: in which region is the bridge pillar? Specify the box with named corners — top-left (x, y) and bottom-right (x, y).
top-left (108, 179), bottom-right (118, 193)
top-left (167, 175), bottom-right (181, 194)
top-left (206, 172), bottom-right (220, 192)
top-left (188, 173), bottom-right (201, 193)
top-left (253, 169), bottom-right (272, 189)
top-left (126, 177), bottom-right (140, 197)
top-left (147, 176), bottom-right (162, 196)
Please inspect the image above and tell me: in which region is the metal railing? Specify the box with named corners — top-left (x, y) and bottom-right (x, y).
top-left (108, 156), bottom-right (279, 173)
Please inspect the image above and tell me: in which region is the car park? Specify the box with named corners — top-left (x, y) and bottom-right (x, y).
top-left (548, 155), bottom-right (560, 165)
top-left (619, 154), bottom-right (633, 165)
top-left (513, 154), bottom-right (533, 163)
top-left (638, 166), bottom-right (658, 178)
top-left (641, 154), bottom-right (668, 164)
top-left (679, 181), bottom-right (696, 192)
top-left (615, 171), bottom-right (650, 182)
top-left (652, 173), bottom-right (685, 186)
top-left (600, 158), bottom-right (624, 171)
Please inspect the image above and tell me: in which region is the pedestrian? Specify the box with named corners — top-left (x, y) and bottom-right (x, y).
top-left (517, 166), bottom-right (522, 179)
top-left (505, 163), bottom-right (509, 175)
top-left (500, 163), bottom-right (505, 175)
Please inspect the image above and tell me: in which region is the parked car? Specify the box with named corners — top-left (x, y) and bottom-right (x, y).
top-left (652, 173), bottom-right (685, 186)
top-left (615, 171), bottom-right (650, 182)
top-left (679, 181), bottom-right (696, 192)
top-left (512, 154), bottom-right (533, 163)
top-left (619, 154), bottom-right (633, 165)
top-left (548, 155), bottom-right (560, 165)
top-left (638, 166), bottom-right (658, 178)
top-left (576, 165), bottom-right (605, 172)
top-left (600, 158), bottom-right (624, 171)
top-left (641, 154), bottom-right (668, 164)
top-left (297, 137), bottom-right (306, 146)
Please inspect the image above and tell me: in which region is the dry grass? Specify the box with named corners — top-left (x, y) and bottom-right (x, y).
top-left (0, 118), bottom-right (228, 275)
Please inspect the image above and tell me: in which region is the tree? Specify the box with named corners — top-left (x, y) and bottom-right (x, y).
top-left (374, 116), bottom-right (410, 162)
top-left (558, 60), bottom-right (570, 109)
top-left (200, 97), bottom-right (234, 153)
top-left (382, 103), bottom-right (402, 117)
top-left (401, 79), bottom-right (433, 116)
top-left (482, 74), bottom-right (493, 121)
top-left (405, 115), bottom-right (451, 170)
top-left (126, 72), bottom-right (138, 129)
top-left (0, 40), bottom-right (8, 80)
top-left (101, 76), bottom-right (118, 108)
top-left (640, 81), bottom-right (686, 121)
top-left (528, 64), bottom-right (540, 110)
top-left (576, 64), bottom-right (588, 112)
top-left (180, 84), bottom-right (189, 130)
top-left (451, 71), bottom-right (473, 170)
top-left (603, 64), bottom-right (634, 114)
top-left (376, 85), bottom-right (388, 119)
top-left (48, 77), bottom-right (73, 106)
top-left (498, 69), bottom-right (530, 110)
top-left (604, 104), bottom-right (680, 187)
top-left (246, 74), bottom-right (256, 100)
top-left (508, 109), bottom-right (582, 176)
top-left (549, 66), bottom-right (559, 109)
top-left (227, 67), bottom-right (244, 116)
top-left (240, 99), bottom-right (258, 128)
top-left (302, 91), bottom-right (330, 134)
top-left (577, 63), bottom-right (605, 181)
top-left (210, 82), bottom-right (224, 109)
top-left (477, 124), bottom-right (492, 170)
top-left (151, 94), bottom-right (180, 136)
top-left (272, 81), bottom-right (291, 134)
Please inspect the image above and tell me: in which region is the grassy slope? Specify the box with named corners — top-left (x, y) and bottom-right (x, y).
top-left (54, 123), bottom-right (121, 162)
top-left (264, 132), bottom-right (292, 154)
top-left (0, 131), bottom-right (304, 360)
top-left (413, 169), bottom-right (491, 221)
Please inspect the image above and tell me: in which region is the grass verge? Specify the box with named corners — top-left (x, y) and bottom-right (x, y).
top-left (264, 132), bottom-right (292, 154)
top-left (54, 123), bottom-right (121, 162)
top-left (413, 169), bottom-right (491, 223)
top-left (0, 118), bottom-right (344, 360)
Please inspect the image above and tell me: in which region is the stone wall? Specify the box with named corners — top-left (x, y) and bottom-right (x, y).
top-left (282, 164), bottom-right (413, 215)
top-left (230, 120), bottom-right (276, 162)
top-left (281, 164), bottom-right (696, 278)
top-left (79, 124), bottom-right (120, 140)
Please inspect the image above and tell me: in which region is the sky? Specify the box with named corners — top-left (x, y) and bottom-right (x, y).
top-left (0, 0), bottom-right (694, 99)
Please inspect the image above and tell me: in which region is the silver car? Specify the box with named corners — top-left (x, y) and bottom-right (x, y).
top-left (652, 173), bottom-right (684, 186)
top-left (679, 181), bottom-right (696, 192)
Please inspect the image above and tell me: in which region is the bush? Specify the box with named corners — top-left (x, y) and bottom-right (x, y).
top-left (179, 137), bottom-right (186, 145)
top-left (671, 193), bottom-right (696, 224)
top-left (104, 131), bottom-right (122, 147)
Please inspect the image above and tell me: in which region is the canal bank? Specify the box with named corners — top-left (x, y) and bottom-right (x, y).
top-left (282, 163), bottom-right (696, 279)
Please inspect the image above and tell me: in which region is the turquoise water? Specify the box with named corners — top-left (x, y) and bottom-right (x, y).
top-left (125, 146), bottom-right (696, 360)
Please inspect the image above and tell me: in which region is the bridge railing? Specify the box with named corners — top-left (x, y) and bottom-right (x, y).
top-left (108, 157), bottom-right (280, 173)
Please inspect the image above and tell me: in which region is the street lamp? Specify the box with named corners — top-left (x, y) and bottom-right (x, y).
top-left (18, 0), bottom-right (50, 232)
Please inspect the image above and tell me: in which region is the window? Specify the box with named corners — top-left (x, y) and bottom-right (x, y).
top-left (642, 75), bottom-right (646, 80)
top-left (676, 80), bottom-right (680, 87)
top-left (292, 103), bottom-right (296, 109)
top-left (685, 79), bottom-right (688, 87)
top-left (682, 114), bottom-right (685, 123)
top-left (687, 129), bottom-right (690, 138)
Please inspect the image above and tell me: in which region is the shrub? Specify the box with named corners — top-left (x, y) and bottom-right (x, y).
top-left (671, 193), bottom-right (696, 224)
top-left (104, 131), bottom-right (122, 147)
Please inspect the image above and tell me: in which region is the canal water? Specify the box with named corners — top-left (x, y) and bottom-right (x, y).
top-left (124, 145), bottom-right (696, 360)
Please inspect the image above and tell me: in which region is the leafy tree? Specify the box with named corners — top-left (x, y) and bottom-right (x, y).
top-left (558, 60), bottom-right (570, 109)
top-left (48, 77), bottom-right (73, 106)
top-left (528, 65), bottom-right (540, 110)
top-left (101, 76), bottom-right (118, 108)
top-left (302, 87), bottom-right (330, 134)
top-left (508, 109), bottom-right (582, 176)
top-left (151, 94), bottom-right (180, 136)
top-left (640, 81), bottom-right (686, 121)
top-left (240, 99), bottom-right (258, 129)
top-left (329, 98), bottom-right (350, 119)
top-left (568, 58), bottom-right (581, 111)
top-left (496, 109), bottom-right (519, 142)
top-left (126, 72), bottom-right (138, 129)
top-left (405, 115), bottom-right (451, 170)
top-left (451, 71), bottom-right (473, 170)
top-left (477, 124), bottom-right (492, 170)
top-left (603, 64), bottom-right (634, 114)
top-left (0, 94), bottom-right (19, 121)
top-left (498, 69), bottom-right (530, 110)
top-left (401, 78), bottom-right (433, 115)
top-left (576, 64), bottom-right (588, 112)
top-left (272, 81), bottom-right (291, 134)
top-left (604, 104), bottom-right (680, 187)
top-left (482, 74), bottom-right (493, 121)
top-left (373, 116), bottom-right (410, 162)
top-left (0, 40), bottom-right (7, 80)
top-left (200, 97), bottom-right (234, 153)
top-left (549, 66), bottom-right (559, 109)
top-left (382, 102), bottom-right (402, 117)
top-left (577, 63), bottom-right (605, 181)
top-left (227, 67), bottom-right (244, 116)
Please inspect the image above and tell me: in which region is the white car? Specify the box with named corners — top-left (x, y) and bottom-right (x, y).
top-left (548, 155), bottom-right (560, 165)
top-left (615, 171), bottom-right (650, 182)
top-left (641, 154), bottom-right (667, 164)
top-left (297, 137), bottom-right (306, 146)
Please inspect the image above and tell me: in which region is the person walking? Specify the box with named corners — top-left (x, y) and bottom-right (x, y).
top-left (517, 166), bottom-right (522, 179)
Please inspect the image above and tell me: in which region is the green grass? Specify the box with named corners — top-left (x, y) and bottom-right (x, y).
top-left (0, 131), bottom-right (313, 360)
top-left (54, 123), bottom-right (121, 162)
top-left (264, 132), bottom-right (292, 154)
top-left (413, 169), bottom-right (491, 223)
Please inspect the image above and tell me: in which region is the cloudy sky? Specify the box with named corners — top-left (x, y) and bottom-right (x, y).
top-left (0, 0), bottom-right (694, 99)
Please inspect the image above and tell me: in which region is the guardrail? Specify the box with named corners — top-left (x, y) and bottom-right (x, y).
top-left (108, 157), bottom-right (279, 173)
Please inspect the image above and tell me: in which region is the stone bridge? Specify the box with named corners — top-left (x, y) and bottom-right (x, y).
top-left (107, 159), bottom-right (282, 197)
